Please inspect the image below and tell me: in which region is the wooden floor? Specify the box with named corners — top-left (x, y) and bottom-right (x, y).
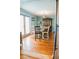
top-left (20, 32), bottom-right (54, 59)
top-left (20, 54), bottom-right (38, 59)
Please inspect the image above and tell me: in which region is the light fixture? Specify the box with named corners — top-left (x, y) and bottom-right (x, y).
top-left (36, 10), bottom-right (52, 16)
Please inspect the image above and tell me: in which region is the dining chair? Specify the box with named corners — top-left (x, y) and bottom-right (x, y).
top-left (42, 26), bottom-right (50, 40)
top-left (35, 26), bottom-right (42, 40)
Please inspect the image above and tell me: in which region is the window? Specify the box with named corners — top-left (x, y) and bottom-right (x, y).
top-left (25, 16), bottom-right (30, 34)
top-left (20, 15), bottom-right (24, 35)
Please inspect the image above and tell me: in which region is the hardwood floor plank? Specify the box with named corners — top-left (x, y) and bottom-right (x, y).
top-left (20, 32), bottom-right (54, 59)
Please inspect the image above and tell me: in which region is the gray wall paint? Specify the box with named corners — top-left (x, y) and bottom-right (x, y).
top-left (20, 8), bottom-right (37, 32)
top-left (20, 8), bottom-right (56, 32)
top-left (36, 16), bottom-right (56, 32)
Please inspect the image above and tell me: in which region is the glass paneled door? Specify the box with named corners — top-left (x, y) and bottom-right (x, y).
top-left (20, 15), bottom-right (24, 35)
top-left (25, 16), bottom-right (30, 34)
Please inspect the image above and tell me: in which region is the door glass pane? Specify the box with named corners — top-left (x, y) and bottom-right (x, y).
top-left (20, 15), bottom-right (24, 35)
top-left (25, 16), bottom-right (30, 34)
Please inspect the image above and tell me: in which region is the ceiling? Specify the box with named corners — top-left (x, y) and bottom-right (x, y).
top-left (20, 0), bottom-right (56, 16)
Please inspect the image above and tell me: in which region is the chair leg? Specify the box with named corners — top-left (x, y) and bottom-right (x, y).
top-left (35, 34), bottom-right (36, 41)
top-left (42, 33), bottom-right (44, 39)
top-left (48, 33), bottom-right (49, 40)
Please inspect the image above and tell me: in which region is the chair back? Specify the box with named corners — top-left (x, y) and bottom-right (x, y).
top-left (35, 26), bottom-right (41, 34)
